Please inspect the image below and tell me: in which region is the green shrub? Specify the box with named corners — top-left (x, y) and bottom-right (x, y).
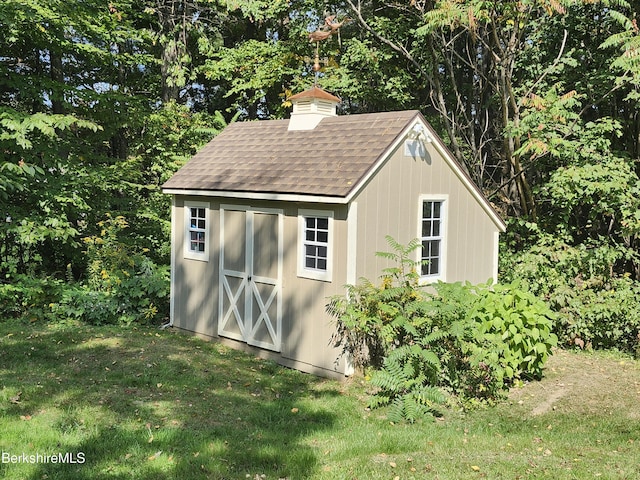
top-left (501, 223), bottom-right (640, 355)
top-left (0, 274), bottom-right (63, 320)
top-left (556, 276), bottom-right (640, 352)
top-left (369, 344), bottom-right (447, 423)
top-left (328, 237), bottom-right (558, 421)
top-left (51, 215), bottom-right (170, 325)
top-left (466, 283), bottom-right (558, 382)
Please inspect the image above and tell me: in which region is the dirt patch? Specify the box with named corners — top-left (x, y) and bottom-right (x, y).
top-left (508, 349), bottom-right (640, 417)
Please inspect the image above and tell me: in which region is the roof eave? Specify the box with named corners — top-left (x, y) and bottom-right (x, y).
top-left (161, 187), bottom-right (350, 204)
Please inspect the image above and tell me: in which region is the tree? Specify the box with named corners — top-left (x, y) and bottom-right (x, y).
top-left (343, 0), bottom-right (637, 217)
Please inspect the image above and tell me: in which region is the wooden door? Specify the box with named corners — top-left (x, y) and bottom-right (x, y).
top-left (218, 206), bottom-right (282, 352)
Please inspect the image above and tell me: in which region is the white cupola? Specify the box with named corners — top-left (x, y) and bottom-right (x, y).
top-left (287, 87), bottom-right (341, 131)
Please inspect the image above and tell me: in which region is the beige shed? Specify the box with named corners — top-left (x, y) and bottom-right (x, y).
top-left (162, 87), bottom-right (506, 378)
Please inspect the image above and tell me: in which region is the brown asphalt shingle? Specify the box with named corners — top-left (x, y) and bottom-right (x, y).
top-left (162, 110), bottom-right (420, 197)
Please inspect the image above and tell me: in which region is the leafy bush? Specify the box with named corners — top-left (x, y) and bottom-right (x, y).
top-left (369, 344), bottom-right (447, 423)
top-left (466, 283), bottom-right (557, 381)
top-left (0, 274), bottom-right (63, 320)
top-left (501, 222), bottom-right (640, 355)
top-left (328, 237), bottom-right (558, 421)
top-left (51, 215), bottom-right (170, 325)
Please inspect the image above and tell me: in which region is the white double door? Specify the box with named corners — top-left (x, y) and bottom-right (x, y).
top-left (218, 205), bottom-right (283, 352)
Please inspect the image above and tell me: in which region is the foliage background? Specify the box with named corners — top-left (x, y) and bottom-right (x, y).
top-left (0, 0), bottom-right (639, 345)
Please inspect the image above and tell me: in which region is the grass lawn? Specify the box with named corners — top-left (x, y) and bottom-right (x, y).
top-left (1, 319), bottom-right (639, 479)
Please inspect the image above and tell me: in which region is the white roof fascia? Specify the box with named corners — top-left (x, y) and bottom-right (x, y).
top-left (162, 188), bottom-right (349, 205)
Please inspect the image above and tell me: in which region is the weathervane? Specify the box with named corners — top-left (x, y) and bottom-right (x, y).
top-left (307, 15), bottom-right (349, 85)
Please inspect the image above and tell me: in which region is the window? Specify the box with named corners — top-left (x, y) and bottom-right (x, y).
top-left (184, 201), bottom-right (209, 261)
top-left (420, 198), bottom-right (445, 280)
top-left (298, 209), bottom-right (333, 282)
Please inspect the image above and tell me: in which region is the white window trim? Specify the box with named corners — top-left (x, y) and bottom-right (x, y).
top-left (297, 209), bottom-right (334, 282)
top-left (418, 194), bottom-right (447, 283)
top-left (184, 201), bottom-right (210, 262)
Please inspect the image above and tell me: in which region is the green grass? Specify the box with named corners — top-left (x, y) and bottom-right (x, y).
top-left (1, 319), bottom-right (639, 479)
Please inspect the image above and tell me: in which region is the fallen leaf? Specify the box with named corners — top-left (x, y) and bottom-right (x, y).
top-left (20, 415), bottom-right (32, 421)
top-left (471, 465), bottom-right (480, 471)
top-left (389, 462), bottom-right (397, 468)
top-left (148, 451), bottom-right (162, 461)
top-left (291, 407), bottom-right (299, 414)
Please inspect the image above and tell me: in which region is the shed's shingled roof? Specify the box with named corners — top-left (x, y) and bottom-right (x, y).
top-left (162, 110), bottom-right (420, 197)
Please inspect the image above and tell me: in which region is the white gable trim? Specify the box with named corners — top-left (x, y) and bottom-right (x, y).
top-left (422, 119), bottom-right (506, 232)
top-left (343, 114), bottom-right (421, 205)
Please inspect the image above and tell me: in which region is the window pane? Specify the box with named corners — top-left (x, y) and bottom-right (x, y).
top-left (191, 219), bottom-right (197, 228)
top-left (433, 202), bottom-right (441, 218)
top-left (306, 230), bottom-right (315, 241)
top-left (191, 231), bottom-right (198, 241)
top-left (317, 231), bottom-right (328, 243)
top-left (306, 217), bottom-right (315, 229)
top-left (421, 260), bottom-right (429, 276)
top-left (432, 220), bottom-right (440, 237)
top-left (190, 242), bottom-right (198, 251)
top-left (430, 258), bottom-right (439, 274)
top-left (431, 240), bottom-right (440, 256)
top-left (305, 257), bottom-right (315, 268)
top-left (191, 208), bottom-right (198, 217)
top-left (197, 208), bottom-right (205, 218)
top-left (317, 259), bottom-right (327, 270)
top-left (317, 217), bottom-right (328, 230)
top-left (305, 245), bottom-right (316, 256)
top-left (422, 220), bottom-right (432, 237)
top-left (423, 201), bottom-right (433, 218)
top-left (198, 232), bottom-right (205, 242)
top-left (318, 245), bottom-right (327, 258)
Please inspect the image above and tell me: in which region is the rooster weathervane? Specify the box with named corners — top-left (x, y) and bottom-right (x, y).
top-left (307, 15), bottom-right (349, 83)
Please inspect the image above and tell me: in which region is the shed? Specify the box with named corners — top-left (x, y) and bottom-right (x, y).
top-left (162, 87), bottom-right (506, 378)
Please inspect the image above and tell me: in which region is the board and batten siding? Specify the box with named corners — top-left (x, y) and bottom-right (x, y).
top-left (170, 196), bottom-right (351, 378)
top-left (279, 202), bottom-right (350, 376)
top-left (170, 196), bottom-right (219, 335)
top-left (352, 139), bottom-right (500, 286)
